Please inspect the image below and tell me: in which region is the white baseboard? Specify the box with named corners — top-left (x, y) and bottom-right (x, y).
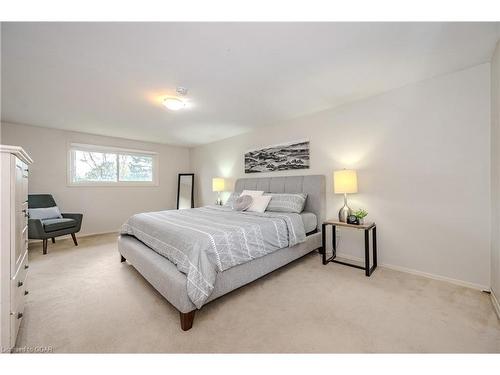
top-left (334, 252), bottom-right (489, 291)
top-left (491, 291), bottom-right (500, 320)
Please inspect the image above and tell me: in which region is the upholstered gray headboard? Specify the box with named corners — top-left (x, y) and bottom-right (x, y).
top-left (234, 175), bottom-right (326, 227)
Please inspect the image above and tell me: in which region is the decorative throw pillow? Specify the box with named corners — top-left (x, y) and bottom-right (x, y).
top-left (232, 195), bottom-right (253, 211)
top-left (28, 206), bottom-right (63, 220)
top-left (246, 195), bottom-right (272, 213)
top-left (224, 192), bottom-right (240, 206)
top-left (240, 190), bottom-right (264, 198)
top-left (265, 193), bottom-right (308, 213)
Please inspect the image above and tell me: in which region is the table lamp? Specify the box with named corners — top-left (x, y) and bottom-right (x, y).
top-left (212, 177), bottom-right (225, 205)
top-left (333, 169), bottom-right (358, 222)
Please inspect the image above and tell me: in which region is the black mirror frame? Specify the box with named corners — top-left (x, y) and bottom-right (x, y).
top-left (177, 173), bottom-right (195, 209)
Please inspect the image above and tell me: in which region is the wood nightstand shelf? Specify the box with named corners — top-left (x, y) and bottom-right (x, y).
top-left (321, 220), bottom-right (377, 276)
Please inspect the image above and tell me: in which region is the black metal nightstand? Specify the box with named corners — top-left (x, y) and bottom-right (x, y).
top-left (321, 220), bottom-right (377, 276)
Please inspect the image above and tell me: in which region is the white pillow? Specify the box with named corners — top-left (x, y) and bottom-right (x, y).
top-left (246, 195), bottom-right (272, 213)
top-left (28, 206), bottom-right (63, 220)
top-left (240, 190), bottom-right (264, 198)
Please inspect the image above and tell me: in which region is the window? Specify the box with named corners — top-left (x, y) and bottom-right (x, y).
top-left (68, 143), bottom-right (158, 186)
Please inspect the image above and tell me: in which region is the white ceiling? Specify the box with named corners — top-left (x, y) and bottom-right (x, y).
top-left (1, 22), bottom-right (499, 146)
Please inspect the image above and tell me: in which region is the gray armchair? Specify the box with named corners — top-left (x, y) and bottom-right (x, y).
top-left (28, 194), bottom-right (83, 254)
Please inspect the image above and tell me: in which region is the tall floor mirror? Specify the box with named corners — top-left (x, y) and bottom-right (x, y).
top-left (177, 173), bottom-right (194, 209)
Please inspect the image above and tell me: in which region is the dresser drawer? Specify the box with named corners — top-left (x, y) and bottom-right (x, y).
top-left (15, 158), bottom-right (28, 208)
top-left (12, 272), bottom-right (28, 317)
top-left (15, 203), bottom-right (28, 236)
top-left (13, 223), bottom-right (28, 274)
top-left (10, 250), bottom-right (28, 348)
top-left (10, 251), bottom-right (29, 306)
top-left (21, 201), bottom-right (28, 228)
top-left (10, 307), bottom-right (24, 349)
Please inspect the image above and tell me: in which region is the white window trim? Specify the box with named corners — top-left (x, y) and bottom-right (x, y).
top-left (67, 143), bottom-right (159, 187)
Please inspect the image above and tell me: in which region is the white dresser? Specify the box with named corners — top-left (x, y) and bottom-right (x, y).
top-left (0, 145), bottom-right (33, 352)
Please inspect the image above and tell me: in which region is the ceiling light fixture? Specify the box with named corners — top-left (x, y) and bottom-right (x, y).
top-left (163, 97), bottom-right (186, 111)
top-left (162, 86), bottom-right (189, 111)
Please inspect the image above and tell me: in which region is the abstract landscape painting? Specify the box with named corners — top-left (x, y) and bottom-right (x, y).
top-left (244, 140), bottom-right (310, 173)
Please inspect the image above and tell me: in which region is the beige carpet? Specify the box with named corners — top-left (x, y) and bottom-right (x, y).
top-left (16, 233), bottom-right (500, 353)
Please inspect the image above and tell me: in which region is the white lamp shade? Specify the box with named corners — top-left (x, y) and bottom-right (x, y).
top-left (333, 169), bottom-right (358, 194)
top-left (212, 177), bottom-right (225, 192)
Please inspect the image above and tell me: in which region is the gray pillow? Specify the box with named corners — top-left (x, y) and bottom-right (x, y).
top-left (232, 195), bottom-right (253, 211)
top-left (28, 206), bottom-right (63, 220)
top-left (265, 193), bottom-right (308, 213)
top-left (224, 192), bottom-right (241, 207)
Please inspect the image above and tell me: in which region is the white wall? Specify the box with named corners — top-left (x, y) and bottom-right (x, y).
top-left (0, 122), bottom-right (190, 236)
top-left (191, 64), bottom-right (491, 289)
top-left (491, 41), bottom-right (500, 307)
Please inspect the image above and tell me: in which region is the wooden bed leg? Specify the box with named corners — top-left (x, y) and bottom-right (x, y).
top-left (179, 310), bottom-right (196, 331)
top-left (120, 255), bottom-right (126, 263)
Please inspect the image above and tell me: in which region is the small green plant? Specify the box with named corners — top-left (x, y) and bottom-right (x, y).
top-left (354, 208), bottom-right (368, 219)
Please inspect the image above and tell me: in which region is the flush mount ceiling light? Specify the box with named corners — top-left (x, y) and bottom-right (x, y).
top-left (162, 86), bottom-right (189, 111)
top-left (163, 97), bottom-right (186, 111)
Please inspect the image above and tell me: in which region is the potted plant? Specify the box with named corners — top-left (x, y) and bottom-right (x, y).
top-left (354, 208), bottom-right (368, 225)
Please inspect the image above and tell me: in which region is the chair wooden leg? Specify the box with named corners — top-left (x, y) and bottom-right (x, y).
top-left (42, 239), bottom-right (48, 255)
top-left (179, 310), bottom-right (196, 331)
top-left (51, 237), bottom-right (55, 243)
top-left (71, 233), bottom-right (78, 246)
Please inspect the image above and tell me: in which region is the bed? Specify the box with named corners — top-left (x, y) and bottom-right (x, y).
top-left (117, 175), bottom-right (326, 330)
